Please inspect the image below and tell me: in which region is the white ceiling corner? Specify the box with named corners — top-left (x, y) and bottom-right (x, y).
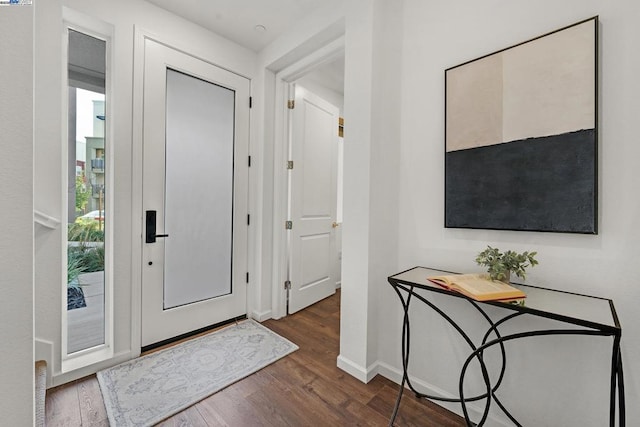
top-left (145, 0), bottom-right (341, 53)
top-left (145, 0), bottom-right (345, 93)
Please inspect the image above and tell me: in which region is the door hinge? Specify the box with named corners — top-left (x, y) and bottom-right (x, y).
top-left (247, 214), bottom-right (250, 225)
top-left (246, 272), bottom-right (250, 283)
top-left (287, 160), bottom-right (294, 170)
top-left (248, 155), bottom-right (251, 167)
top-left (249, 96), bottom-right (253, 108)
top-left (285, 220), bottom-right (293, 230)
top-left (284, 280), bottom-right (291, 290)
top-left (287, 99), bottom-right (295, 109)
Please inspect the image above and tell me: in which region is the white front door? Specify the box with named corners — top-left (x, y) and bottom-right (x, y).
top-left (141, 39), bottom-right (249, 347)
top-left (288, 86), bottom-right (339, 314)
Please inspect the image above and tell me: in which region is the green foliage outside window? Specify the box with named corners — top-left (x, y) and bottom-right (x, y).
top-left (67, 222), bottom-right (105, 286)
top-left (75, 174), bottom-right (90, 214)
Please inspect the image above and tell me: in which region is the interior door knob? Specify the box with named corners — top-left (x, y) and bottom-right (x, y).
top-left (332, 222), bottom-right (340, 228)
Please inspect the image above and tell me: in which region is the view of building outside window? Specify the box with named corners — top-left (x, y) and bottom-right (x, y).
top-left (74, 89), bottom-right (105, 224)
top-left (66, 29), bottom-right (107, 354)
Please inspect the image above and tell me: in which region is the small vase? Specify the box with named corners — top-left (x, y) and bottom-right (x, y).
top-left (501, 271), bottom-right (511, 284)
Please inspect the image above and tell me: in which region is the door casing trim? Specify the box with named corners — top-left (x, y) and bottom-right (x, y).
top-left (61, 6), bottom-right (115, 373)
top-left (270, 36), bottom-right (345, 319)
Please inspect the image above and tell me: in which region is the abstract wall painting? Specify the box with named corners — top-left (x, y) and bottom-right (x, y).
top-left (445, 17), bottom-right (598, 234)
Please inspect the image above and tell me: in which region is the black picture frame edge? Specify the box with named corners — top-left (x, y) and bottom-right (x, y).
top-left (444, 16), bottom-right (599, 73)
top-left (593, 16), bottom-right (599, 235)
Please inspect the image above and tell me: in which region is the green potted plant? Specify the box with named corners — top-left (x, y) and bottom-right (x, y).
top-left (475, 246), bottom-right (538, 283)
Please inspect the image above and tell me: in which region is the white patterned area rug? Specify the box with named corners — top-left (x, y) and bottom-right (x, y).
top-left (97, 319), bottom-right (298, 427)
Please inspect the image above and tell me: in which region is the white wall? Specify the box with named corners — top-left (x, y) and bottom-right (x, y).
top-left (370, 0), bottom-right (404, 380)
top-left (338, 0), bottom-right (378, 378)
top-left (364, 0), bottom-right (404, 372)
top-left (0, 4), bottom-right (34, 424)
top-left (372, 1), bottom-right (640, 425)
top-left (33, 0), bottom-right (257, 386)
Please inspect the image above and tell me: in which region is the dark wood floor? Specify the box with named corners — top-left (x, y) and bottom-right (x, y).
top-left (45, 291), bottom-right (465, 426)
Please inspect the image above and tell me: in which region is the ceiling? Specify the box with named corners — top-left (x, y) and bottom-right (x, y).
top-left (146, 0), bottom-right (345, 94)
top-left (146, 0), bottom-right (341, 53)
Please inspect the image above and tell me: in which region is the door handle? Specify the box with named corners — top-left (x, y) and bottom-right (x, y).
top-left (145, 210), bottom-right (169, 243)
top-left (332, 222), bottom-right (341, 228)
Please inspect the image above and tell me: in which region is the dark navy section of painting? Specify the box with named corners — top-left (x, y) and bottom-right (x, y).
top-left (445, 129), bottom-right (596, 233)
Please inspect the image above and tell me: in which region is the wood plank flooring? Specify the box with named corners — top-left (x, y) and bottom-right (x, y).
top-left (46, 290), bottom-right (466, 426)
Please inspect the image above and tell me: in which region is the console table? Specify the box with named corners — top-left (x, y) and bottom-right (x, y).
top-left (387, 266), bottom-right (625, 427)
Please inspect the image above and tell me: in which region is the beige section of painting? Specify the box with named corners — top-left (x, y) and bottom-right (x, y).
top-left (446, 20), bottom-right (595, 153)
top-left (446, 54), bottom-right (503, 152)
top-left (502, 21), bottom-right (595, 142)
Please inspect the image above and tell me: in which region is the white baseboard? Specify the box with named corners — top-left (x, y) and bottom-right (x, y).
top-left (374, 360), bottom-right (402, 383)
top-left (375, 361), bottom-right (511, 427)
top-left (251, 309), bottom-right (272, 322)
top-left (336, 354), bottom-right (379, 383)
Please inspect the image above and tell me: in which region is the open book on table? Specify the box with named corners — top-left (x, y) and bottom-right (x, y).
top-left (427, 273), bottom-right (526, 302)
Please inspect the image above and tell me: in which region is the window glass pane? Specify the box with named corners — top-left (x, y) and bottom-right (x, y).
top-left (66, 30), bottom-right (106, 354)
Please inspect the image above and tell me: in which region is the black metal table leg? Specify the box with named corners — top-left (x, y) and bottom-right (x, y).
top-left (390, 284), bottom-right (518, 426)
top-left (610, 335), bottom-right (625, 427)
top-left (387, 268), bottom-right (625, 426)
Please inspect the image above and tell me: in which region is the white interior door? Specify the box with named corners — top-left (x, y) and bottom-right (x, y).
top-left (288, 86), bottom-right (339, 314)
top-left (141, 39), bottom-right (249, 347)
